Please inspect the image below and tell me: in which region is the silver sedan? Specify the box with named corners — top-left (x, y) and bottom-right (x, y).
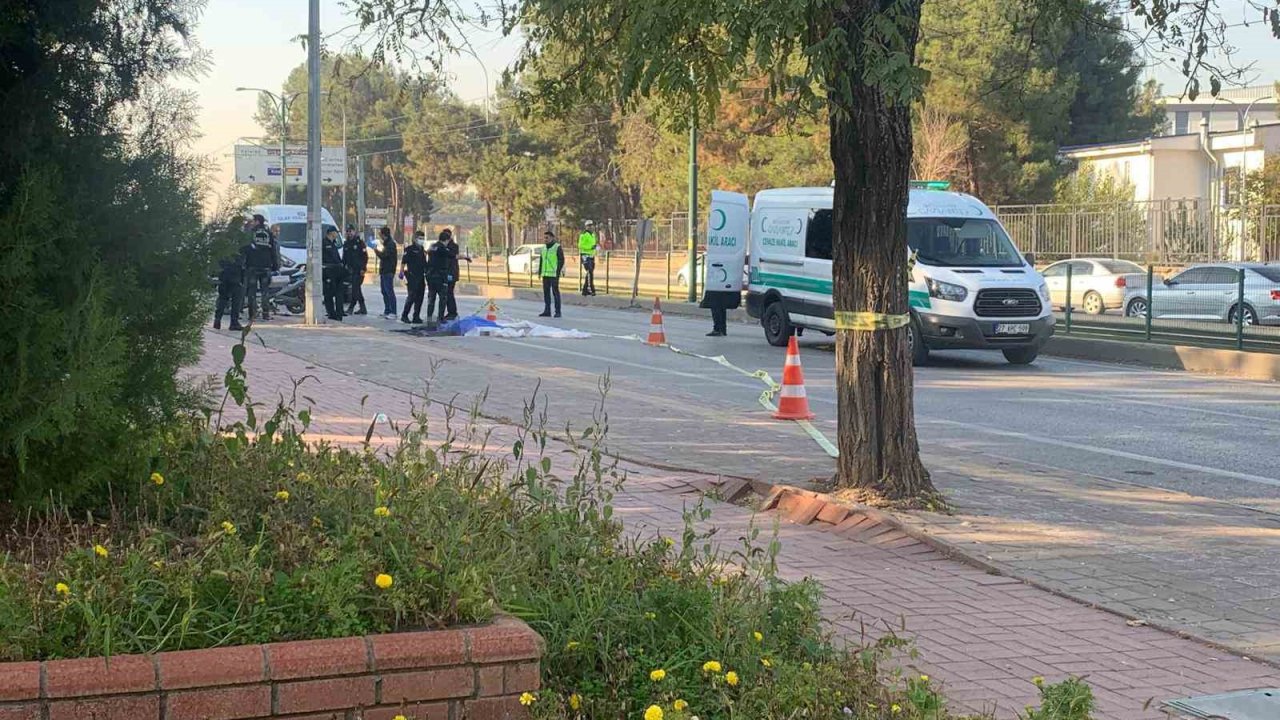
top-left (1122, 263), bottom-right (1280, 326)
top-left (1041, 258), bottom-right (1147, 315)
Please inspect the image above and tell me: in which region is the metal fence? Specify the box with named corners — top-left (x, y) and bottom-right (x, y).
top-left (993, 199), bottom-right (1280, 266)
top-left (1054, 263), bottom-right (1280, 353)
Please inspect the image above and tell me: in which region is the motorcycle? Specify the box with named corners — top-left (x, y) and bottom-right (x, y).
top-left (272, 265), bottom-right (306, 315)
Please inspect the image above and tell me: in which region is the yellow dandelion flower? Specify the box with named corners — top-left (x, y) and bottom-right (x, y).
top-left (221, 521), bottom-right (237, 535)
top-left (761, 657), bottom-right (772, 668)
top-left (519, 692), bottom-right (537, 706)
top-left (568, 693), bottom-right (581, 711)
top-left (565, 641), bottom-right (580, 650)
top-left (275, 490), bottom-right (290, 501)
top-left (644, 705), bottom-right (663, 720)
top-left (663, 537), bottom-right (674, 546)
top-left (753, 631), bottom-right (763, 643)
top-left (891, 704), bottom-right (902, 714)
top-left (649, 668), bottom-right (666, 682)
top-left (54, 582), bottom-right (70, 595)
top-left (724, 671), bottom-right (739, 687)
top-left (150, 472), bottom-right (164, 486)
top-left (673, 699), bottom-right (689, 712)
top-left (296, 471), bottom-right (311, 483)
top-left (93, 544), bottom-right (108, 558)
top-left (644, 611), bottom-right (657, 621)
top-left (152, 560), bottom-right (165, 570)
top-left (1032, 675), bottom-right (1045, 686)
top-left (701, 660), bottom-right (721, 674)
top-left (374, 505), bottom-right (391, 517)
top-left (920, 674), bottom-right (929, 682)
top-left (392, 715), bottom-right (407, 720)
top-left (375, 573), bottom-right (394, 589)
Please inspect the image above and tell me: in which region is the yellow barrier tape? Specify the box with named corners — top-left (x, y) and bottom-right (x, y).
top-left (833, 311), bottom-right (910, 331)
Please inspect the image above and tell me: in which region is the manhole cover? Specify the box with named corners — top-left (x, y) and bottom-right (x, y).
top-left (1163, 689), bottom-right (1279, 719)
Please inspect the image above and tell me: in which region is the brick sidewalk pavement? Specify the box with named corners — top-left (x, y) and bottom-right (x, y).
top-left (190, 329), bottom-right (1280, 720)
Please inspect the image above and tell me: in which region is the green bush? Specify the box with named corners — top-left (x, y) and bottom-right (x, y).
top-left (0, 340), bottom-right (997, 720)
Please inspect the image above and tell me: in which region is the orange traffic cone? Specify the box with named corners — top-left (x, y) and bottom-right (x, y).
top-left (646, 297), bottom-right (667, 346)
top-left (485, 299), bottom-right (498, 322)
top-left (773, 335), bottom-right (815, 420)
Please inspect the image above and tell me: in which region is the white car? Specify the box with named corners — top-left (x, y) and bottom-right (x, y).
top-left (506, 244), bottom-right (543, 275)
top-left (1041, 258), bottom-right (1146, 315)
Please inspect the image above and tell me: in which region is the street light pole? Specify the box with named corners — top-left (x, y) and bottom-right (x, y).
top-left (1240, 94), bottom-right (1273, 261)
top-left (687, 66), bottom-right (699, 304)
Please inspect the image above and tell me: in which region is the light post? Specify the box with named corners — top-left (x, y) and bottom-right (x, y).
top-left (1239, 95), bottom-right (1273, 261)
top-left (236, 87), bottom-right (308, 203)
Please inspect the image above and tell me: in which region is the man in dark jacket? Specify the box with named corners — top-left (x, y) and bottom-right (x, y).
top-left (342, 225), bottom-right (368, 315)
top-left (425, 230), bottom-right (454, 325)
top-left (242, 227), bottom-right (279, 321)
top-left (213, 218), bottom-right (247, 331)
top-left (322, 227), bottom-right (348, 321)
top-left (375, 226), bottom-right (398, 318)
top-left (400, 230), bottom-right (428, 324)
top-left (441, 228), bottom-right (470, 320)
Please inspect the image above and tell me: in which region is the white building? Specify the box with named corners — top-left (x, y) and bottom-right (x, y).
top-left (1060, 120), bottom-right (1280, 204)
top-left (1160, 84), bottom-right (1278, 136)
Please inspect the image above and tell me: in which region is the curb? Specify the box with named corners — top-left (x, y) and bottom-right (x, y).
top-left (754, 485), bottom-right (1279, 669)
top-left (1044, 334), bottom-right (1280, 382)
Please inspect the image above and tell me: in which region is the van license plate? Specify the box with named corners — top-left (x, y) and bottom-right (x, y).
top-left (994, 323), bottom-right (1030, 334)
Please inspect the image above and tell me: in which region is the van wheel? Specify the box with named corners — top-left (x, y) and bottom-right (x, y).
top-left (762, 301), bottom-right (792, 347)
top-left (1003, 346), bottom-right (1039, 365)
top-left (907, 318), bottom-right (929, 366)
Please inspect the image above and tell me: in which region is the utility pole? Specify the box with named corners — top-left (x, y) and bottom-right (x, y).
top-left (304, 0), bottom-right (324, 325)
top-left (341, 104), bottom-right (348, 230)
top-left (687, 67), bottom-right (699, 303)
top-left (356, 155), bottom-right (366, 236)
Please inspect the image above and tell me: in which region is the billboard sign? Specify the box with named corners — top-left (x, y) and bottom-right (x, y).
top-left (234, 144), bottom-right (347, 186)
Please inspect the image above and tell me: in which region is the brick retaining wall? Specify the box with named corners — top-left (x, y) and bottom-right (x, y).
top-left (0, 616), bottom-right (541, 720)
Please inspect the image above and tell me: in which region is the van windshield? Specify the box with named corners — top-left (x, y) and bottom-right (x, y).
top-left (907, 218), bottom-right (1024, 268)
top-left (272, 222), bottom-right (337, 249)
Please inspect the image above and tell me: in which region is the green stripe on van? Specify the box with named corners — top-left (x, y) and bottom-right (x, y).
top-left (908, 290), bottom-right (931, 309)
top-left (753, 270), bottom-right (933, 310)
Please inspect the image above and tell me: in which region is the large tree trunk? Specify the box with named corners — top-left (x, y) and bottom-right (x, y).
top-left (829, 0), bottom-right (935, 502)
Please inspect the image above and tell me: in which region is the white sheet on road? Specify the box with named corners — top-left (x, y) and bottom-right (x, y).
top-left (464, 320), bottom-right (591, 340)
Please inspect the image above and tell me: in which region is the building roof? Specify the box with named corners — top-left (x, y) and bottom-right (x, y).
top-left (1059, 121), bottom-right (1280, 157)
top-left (1160, 83), bottom-right (1277, 107)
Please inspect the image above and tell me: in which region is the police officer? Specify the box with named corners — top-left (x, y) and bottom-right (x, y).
top-left (425, 230), bottom-right (453, 326)
top-left (343, 225), bottom-right (368, 315)
top-left (400, 230), bottom-right (428, 324)
top-left (375, 226), bottom-right (398, 319)
top-left (322, 227), bottom-right (348, 321)
top-left (442, 228), bottom-right (469, 320)
top-left (578, 220), bottom-right (598, 295)
top-left (538, 230), bottom-right (565, 318)
top-left (212, 217), bottom-right (247, 331)
top-left (242, 227), bottom-right (279, 321)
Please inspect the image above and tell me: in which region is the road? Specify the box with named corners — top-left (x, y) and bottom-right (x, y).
top-left (225, 292), bottom-right (1280, 659)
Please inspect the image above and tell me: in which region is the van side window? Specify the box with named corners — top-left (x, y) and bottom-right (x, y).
top-left (806, 209), bottom-right (833, 260)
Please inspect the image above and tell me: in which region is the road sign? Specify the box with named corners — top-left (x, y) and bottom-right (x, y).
top-left (403, 213), bottom-right (414, 239)
top-left (365, 207), bottom-right (389, 228)
top-left (234, 144), bottom-right (347, 186)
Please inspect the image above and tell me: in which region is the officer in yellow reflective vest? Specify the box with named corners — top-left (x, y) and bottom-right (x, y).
top-left (578, 220), bottom-right (598, 296)
top-left (538, 230), bottom-right (566, 318)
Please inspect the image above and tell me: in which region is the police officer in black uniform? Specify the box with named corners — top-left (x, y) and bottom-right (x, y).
top-left (425, 230), bottom-right (454, 326)
top-left (321, 227), bottom-right (348, 321)
top-left (342, 225), bottom-right (368, 315)
top-left (243, 227), bottom-right (279, 321)
top-left (400, 230), bottom-right (428, 324)
top-left (213, 217), bottom-right (247, 331)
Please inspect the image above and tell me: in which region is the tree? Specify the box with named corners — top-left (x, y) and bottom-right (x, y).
top-left (0, 0), bottom-right (210, 506)
top-left (912, 106), bottom-right (967, 183)
top-left (352, 0), bottom-right (1278, 502)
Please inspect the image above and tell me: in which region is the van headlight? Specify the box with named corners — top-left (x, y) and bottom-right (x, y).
top-left (926, 277), bottom-right (968, 302)
top-left (1037, 283), bottom-right (1050, 302)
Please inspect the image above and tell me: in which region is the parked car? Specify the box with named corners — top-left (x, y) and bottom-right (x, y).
top-left (1122, 263), bottom-right (1280, 325)
top-left (676, 252), bottom-right (749, 287)
top-left (1041, 258), bottom-right (1146, 314)
top-left (506, 244), bottom-right (543, 275)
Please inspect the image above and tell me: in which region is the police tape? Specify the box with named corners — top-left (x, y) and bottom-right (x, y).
top-left (833, 311), bottom-right (910, 331)
top-left (611, 334), bottom-right (840, 458)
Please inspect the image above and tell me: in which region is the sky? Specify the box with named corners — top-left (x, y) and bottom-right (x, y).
top-left (182, 0), bottom-right (1280, 210)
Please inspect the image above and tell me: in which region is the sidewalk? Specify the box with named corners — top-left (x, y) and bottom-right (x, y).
top-left (190, 329), bottom-right (1280, 720)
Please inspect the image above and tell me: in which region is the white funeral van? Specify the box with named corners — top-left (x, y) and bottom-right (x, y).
top-left (249, 204), bottom-right (340, 267)
top-left (708, 185), bottom-right (1054, 365)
